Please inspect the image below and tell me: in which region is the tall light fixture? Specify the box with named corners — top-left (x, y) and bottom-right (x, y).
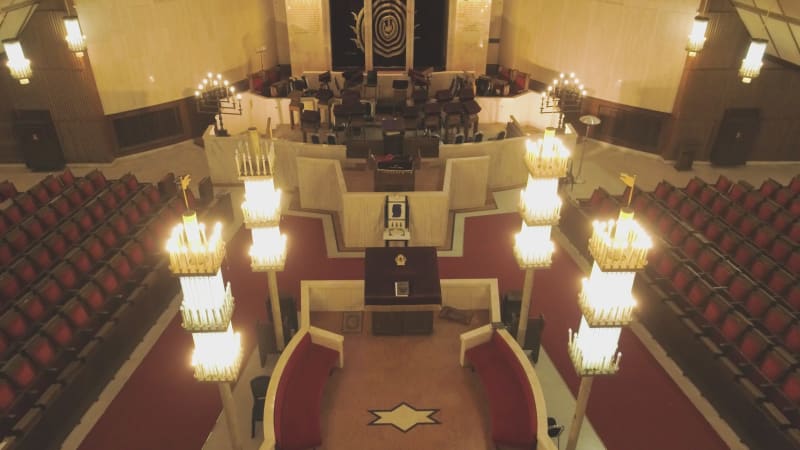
top-left (236, 126), bottom-right (288, 350)
top-left (739, 38), bottom-right (768, 84)
top-left (63, 16), bottom-right (87, 56)
top-left (167, 176), bottom-right (243, 450)
top-left (195, 72), bottom-right (243, 137)
top-left (63, 0), bottom-right (86, 56)
top-left (686, 15), bottom-right (710, 57)
top-left (3, 39), bottom-right (32, 85)
top-left (564, 174), bottom-right (651, 450)
top-left (514, 127), bottom-right (570, 345)
top-left (540, 72), bottom-right (587, 130)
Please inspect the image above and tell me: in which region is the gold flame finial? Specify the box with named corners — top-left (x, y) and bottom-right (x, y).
top-left (179, 174), bottom-right (192, 209)
top-left (620, 173), bottom-right (636, 207)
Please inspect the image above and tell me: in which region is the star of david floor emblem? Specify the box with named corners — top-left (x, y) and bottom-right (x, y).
top-left (367, 402), bottom-right (440, 432)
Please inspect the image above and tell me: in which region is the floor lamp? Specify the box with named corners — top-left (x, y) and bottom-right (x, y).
top-left (167, 176), bottom-right (243, 450)
top-left (236, 127), bottom-right (288, 350)
top-left (573, 115), bottom-right (601, 185)
top-left (565, 184), bottom-right (651, 450)
top-left (514, 128), bottom-right (570, 346)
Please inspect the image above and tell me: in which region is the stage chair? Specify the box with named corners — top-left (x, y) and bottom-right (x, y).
top-left (251, 376), bottom-right (270, 437)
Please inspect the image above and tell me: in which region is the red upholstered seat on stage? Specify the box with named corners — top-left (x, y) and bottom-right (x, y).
top-left (273, 333), bottom-right (339, 450)
top-left (465, 331), bottom-right (537, 449)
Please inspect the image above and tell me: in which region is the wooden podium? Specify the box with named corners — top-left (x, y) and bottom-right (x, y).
top-left (363, 247), bottom-right (441, 335)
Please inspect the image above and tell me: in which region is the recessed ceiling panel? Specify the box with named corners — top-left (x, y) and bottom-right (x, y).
top-left (0, 1), bottom-right (38, 42)
top-left (734, 0), bottom-right (800, 67)
top-left (777, 0), bottom-right (800, 19)
top-left (765, 16), bottom-right (800, 65)
top-left (753, 0), bottom-right (781, 13)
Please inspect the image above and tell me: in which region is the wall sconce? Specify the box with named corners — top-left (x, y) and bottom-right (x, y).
top-left (64, 16), bottom-right (87, 56)
top-left (2, 39), bottom-right (32, 85)
top-left (739, 38), bottom-right (767, 84)
top-left (686, 15), bottom-right (709, 57)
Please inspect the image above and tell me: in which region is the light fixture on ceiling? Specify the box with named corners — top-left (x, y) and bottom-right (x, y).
top-left (739, 38), bottom-right (768, 84)
top-left (2, 39), bottom-right (32, 85)
top-left (686, 15), bottom-right (710, 57)
top-left (63, 1), bottom-right (86, 56)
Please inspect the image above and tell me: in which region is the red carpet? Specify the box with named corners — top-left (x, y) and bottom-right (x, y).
top-left (79, 213), bottom-right (727, 450)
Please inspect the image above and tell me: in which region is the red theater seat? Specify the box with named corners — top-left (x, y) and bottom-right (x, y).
top-left (75, 178), bottom-right (96, 198)
top-left (20, 217), bottom-right (44, 240)
top-left (685, 177), bottom-right (706, 197)
top-left (702, 219), bottom-right (726, 242)
top-left (732, 242), bottom-right (759, 268)
top-left (28, 183), bottom-right (50, 206)
top-left (33, 277), bottom-right (65, 307)
top-left (52, 263), bottom-right (79, 291)
top-left (35, 206), bottom-right (58, 229)
top-left (715, 175), bottom-right (733, 193)
top-left (58, 221), bottom-right (81, 245)
top-left (654, 181), bottom-right (673, 201)
top-left (85, 200), bottom-right (106, 222)
top-left (696, 247), bottom-right (723, 273)
top-left (14, 193), bottom-right (37, 215)
top-left (44, 231), bottom-right (69, 258)
top-left (3, 204), bottom-right (24, 227)
top-left (98, 190), bottom-right (118, 210)
top-left (0, 181), bottom-right (18, 200)
top-left (41, 175), bottom-right (62, 196)
top-left (0, 273), bottom-right (22, 303)
top-left (63, 186), bottom-right (84, 208)
top-left (16, 292), bottom-right (50, 324)
top-left (11, 256), bottom-right (39, 286)
top-left (86, 170), bottom-right (107, 190)
top-left (680, 234), bottom-right (707, 259)
top-left (749, 255), bottom-right (778, 282)
top-left (0, 308), bottom-right (32, 341)
top-left (59, 168), bottom-right (75, 186)
top-left (709, 196), bottom-right (729, 215)
top-left (51, 197), bottom-right (71, 218)
top-left (28, 245), bottom-right (54, 272)
top-left (762, 305), bottom-right (794, 336)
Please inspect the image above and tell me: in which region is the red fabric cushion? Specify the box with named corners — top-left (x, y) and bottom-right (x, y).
top-left (782, 373), bottom-right (800, 404)
top-left (465, 332), bottom-right (536, 448)
top-left (739, 333), bottom-right (766, 363)
top-left (65, 187), bottom-right (84, 207)
top-left (9, 358), bottom-right (36, 388)
top-left (1, 310), bottom-right (29, 339)
top-left (18, 293), bottom-right (47, 322)
top-left (54, 264), bottom-right (79, 290)
top-left (274, 334), bottom-right (339, 450)
top-left (52, 197), bottom-right (71, 218)
top-left (80, 284), bottom-right (105, 311)
top-left (0, 274), bottom-right (21, 302)
top-left (22, 218), bottom-right (44, 239)
top-left (88, 170), bottom-right (107, 189)
top-left (46, 232), bottom-right (69, 257)
top-left (760, 353), bottom-right (788, 383)
top-left (30, 246), bottom-right (54, 271)
top-left (29, 184), bottom-right (50, 205)
top-left (15, 193), bottom-right (36, 214)
top-left (36, 279), bottom-right (63, 305)
top-left (36, 207), bottom-right (58, 228)
top-left (42, 175), bottom-right (62, 196)
top-left (0, 244), bottom-right (11, 266)
top-left (27, 337), bottom-right (56, 367)
top-left (0, 380), bottom-right (15, 412)
top-left (12, 258), bottom-right (36, 284)
top-left (96, 269), bottom-right (120, 296)
top-left (783, 325), bottom-right (800, 354)
top-left (763, 308), bottom-right (792, 335)
top-left (0, 180), bottom-right (18, 199)
top-left (60, 168), bottom-right (75, 186)
top-left (145, 185), bottom-right (161, 204)
top-left (65, 302), bottom-right (91, 329)
top-left (3, 204), bottom-right (23, 226)
top-left (47, 319), bottom-right (73, 346)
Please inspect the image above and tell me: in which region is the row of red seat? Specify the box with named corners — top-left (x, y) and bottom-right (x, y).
top-left (658, 177), bottom-right (800, 240)
top-left (0, 169), bottom-right (183, 443)
top-left (581, 175), bottom-right (800, 437)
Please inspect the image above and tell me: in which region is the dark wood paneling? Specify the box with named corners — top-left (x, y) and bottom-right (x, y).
top-left (665, 0), bottom-right (800, 162)
top-left (0, 2), bottom-right (115, 163)
top-left (576, 97), bottom-right (669, 155)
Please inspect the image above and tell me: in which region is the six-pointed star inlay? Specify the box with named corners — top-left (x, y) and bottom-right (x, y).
top-left (367, 402), bottom-right (440, 432)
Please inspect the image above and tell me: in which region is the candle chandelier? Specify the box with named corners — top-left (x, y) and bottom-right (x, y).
top-left (540, 72), bottom-right (587, 130)
top-left (3, 39), bottom-right (32, 85)
top-left (166, 175), bottom-right (242, 382)
top-left (195, 72), bottom-right (242, 137)
top-left (568, 174), bottom-right (651, 376)
top-left (513, 127), bottom-right (570, 345)
top-left (236, 126), bottom-right (288, 349)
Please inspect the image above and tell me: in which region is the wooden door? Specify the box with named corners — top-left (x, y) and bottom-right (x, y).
top-left (710, 108), bottom-right (760, 166)
top-left (14, 110), bottom-right (65, 171)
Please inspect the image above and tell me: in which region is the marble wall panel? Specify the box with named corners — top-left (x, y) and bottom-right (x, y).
top-left (77, 0), bottom-right (279, 114)
top-left (446, 156), bottom-right (490, 210)
top-left (341, 193), bottom-right (387, 248)
top-left (447, 0), bottom-right (493, 72)
top-left (296, 157), bottom-right (345, 213)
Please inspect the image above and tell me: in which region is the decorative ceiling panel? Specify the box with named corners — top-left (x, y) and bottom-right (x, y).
top-left (0, 0), bottom-right (38, 43)
top-left (733, 0), bottom-right (800, 66)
